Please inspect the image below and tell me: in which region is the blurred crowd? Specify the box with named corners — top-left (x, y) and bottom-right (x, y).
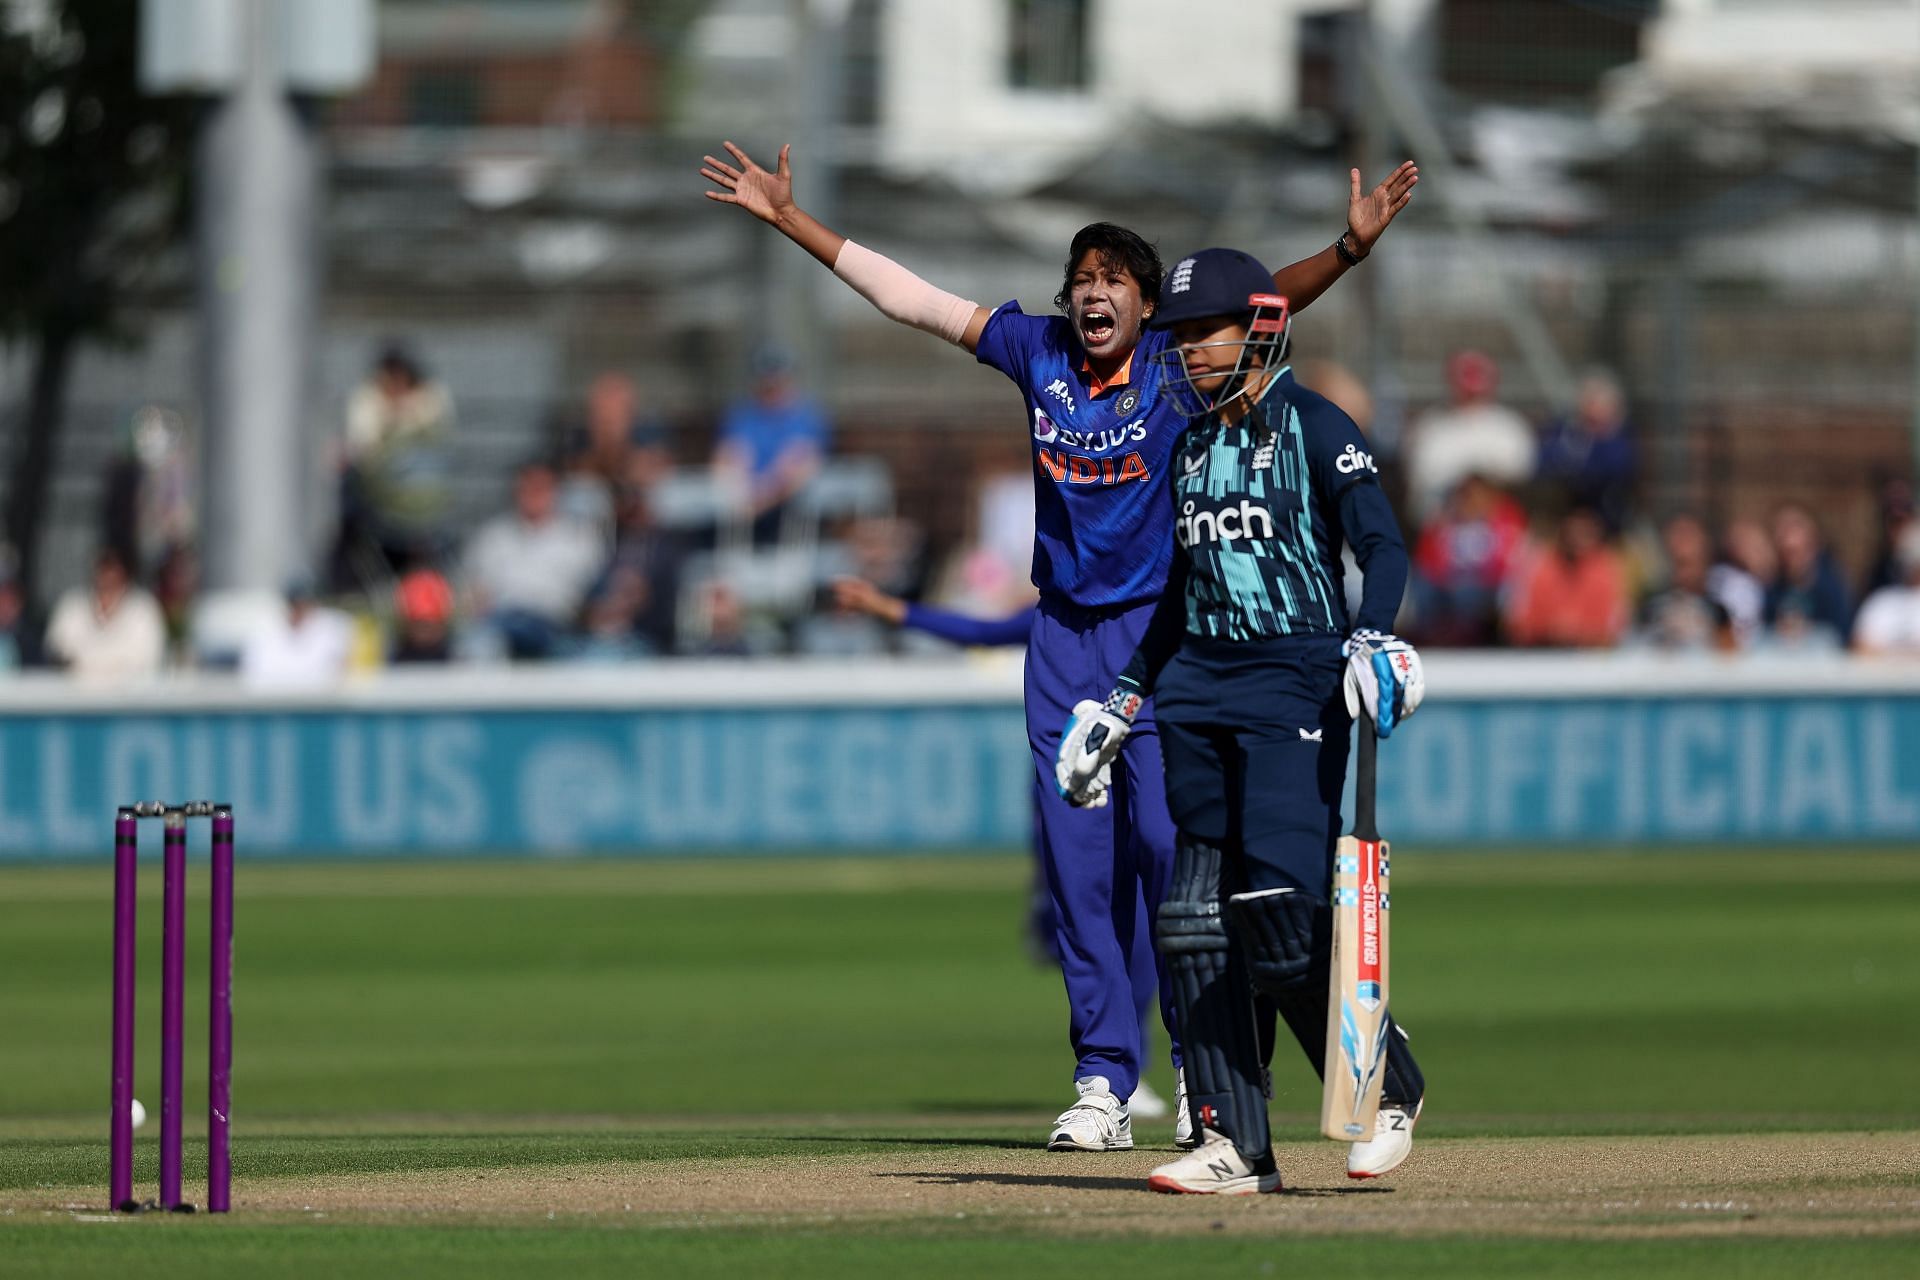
top-left (1365, 350), bottom-right (1907, 658)
top-left (9, 341), bottom-right (1920, 686)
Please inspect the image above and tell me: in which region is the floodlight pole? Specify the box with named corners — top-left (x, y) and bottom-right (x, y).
top-left (1912, 125), bottom-right (1920, 482)
top-left (196, 0), bottom-right (317, 595)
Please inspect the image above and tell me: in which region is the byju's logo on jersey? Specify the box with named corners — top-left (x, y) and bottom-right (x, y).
top-left (1175, 498), bottom-right (1276, 549)
top-left (1168, 258), bottom-right (1196, 294)
top-left (1032, 407), bottom-right (1058, 442)
top-left (1335, 443), bottom-right (1377, 475)
top-left (1045, 379), bottom-right (1076, 413)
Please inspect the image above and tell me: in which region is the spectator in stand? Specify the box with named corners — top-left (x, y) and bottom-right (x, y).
top-left (1766, 502), bottom-right (1853, 646)
top-left (150, 544), bottom-right (198, 661)
top-left (577, 486), bottom-right (681, 659)
top-left (695, 581), bottom-right (753, 657)
top-left (463, 460), bottom-right (605, 660)
top-left (1722, 517), bottom-right (1777, 623)
top-left (1404, 350), bottom-right (1535, 523)
top-left (101, 405), bottom-right (195, 579)
top-left (1410, 474), bottom-right (1528, 646)
top-left (1863, 478), bottom-right (1915, 595)
top-left (240, 579), bottom-right (354, 690)
top-left (336, 342), bottom-right (456, 581)
top-left (1536, 369), bottom-right (1636, 533)
top-left (44, 547), bottom-right (167, 683)
top-left (0, 550), bottom-right (35, 671)
top-left (1709, 528), bottom-right (1768, 645)
top-left (1853, 522), bottom-right (1920, 655)
top-left (1505, 506), bottom-right (1630, 648)
top-left (1638, 513), bottom-right (1754, 652)
top-left (391, 567), bottom-right (456, 664)
top-left (565, 371), bottom-right (672, 498)
top-left (713, 347), bottom-right (829, 544)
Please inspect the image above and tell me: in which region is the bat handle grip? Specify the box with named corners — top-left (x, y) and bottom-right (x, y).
top-left (1354, 714), bottom-right (1379, 843)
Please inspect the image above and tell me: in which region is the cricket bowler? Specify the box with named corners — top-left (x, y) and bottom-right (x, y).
top-left (1055, 248), bottom-right (1428, 1193)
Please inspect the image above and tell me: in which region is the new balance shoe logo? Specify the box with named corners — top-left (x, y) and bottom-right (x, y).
top-left (1206, 1159), bottom-right (1237, 1180)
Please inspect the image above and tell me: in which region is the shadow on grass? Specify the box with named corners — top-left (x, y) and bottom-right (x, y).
top-left (878, 1170), bottom-right (1144, 1193)
top-left (877, 1171), bottom-right (1399, 1196)
top-left (767, 1135), bottom-right (1043, 1151)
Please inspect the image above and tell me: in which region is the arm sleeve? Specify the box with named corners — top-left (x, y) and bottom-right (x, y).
top-left (901, 604), bottom-right (1036, 648)
top-left (832, 241), bottom-right (980, 346)
top-left (1309, 403), bottom-right (1409, 634)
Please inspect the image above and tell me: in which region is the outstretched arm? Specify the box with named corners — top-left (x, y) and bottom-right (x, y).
top-left (701, 142), bottom-right (991, 351)
top-left (1270, 161), bottom-right (1419, 315)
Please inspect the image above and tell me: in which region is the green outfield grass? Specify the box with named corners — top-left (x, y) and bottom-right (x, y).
top-left (3, 849), bottom-right (1917, 1276)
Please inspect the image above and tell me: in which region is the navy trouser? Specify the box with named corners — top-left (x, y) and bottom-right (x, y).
top-left (1155, 636), bottom-right (1352, 895)
top-left (1027, 597), bottom-right (1181, 1099)
top-left (1156, 633), bottom-right (1423, 1106)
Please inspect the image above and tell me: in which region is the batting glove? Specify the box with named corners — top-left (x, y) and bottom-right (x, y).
top-left (1054, 688), bottom-right (1142, 809)
top-left (1342, 629), bottom-right (1425, 739)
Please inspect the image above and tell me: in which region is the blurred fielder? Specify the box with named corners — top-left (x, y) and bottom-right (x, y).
top-left (703, 141), bottom-right (1415, 1149)
top-left (1056, 248), bottom-right (1427, 1194)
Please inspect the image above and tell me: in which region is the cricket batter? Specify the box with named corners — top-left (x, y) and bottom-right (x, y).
top-left (702, 142), bottom-right (1416, 1149)
top-left (1056, 248), bottom-right (1427, 1193)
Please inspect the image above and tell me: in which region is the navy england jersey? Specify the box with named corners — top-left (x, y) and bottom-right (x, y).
top-left (975, 301), bottom-right (1183, 608)
top-left (1169, 368), bottom-right (1403, 641)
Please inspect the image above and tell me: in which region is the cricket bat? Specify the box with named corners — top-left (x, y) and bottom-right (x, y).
top-left (1322, 717), bottom-right (1391, 1141)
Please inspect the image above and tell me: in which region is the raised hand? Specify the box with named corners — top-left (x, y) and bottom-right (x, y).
top-left (1347, 160), bottom-right (1419, 253)
top-left (700, 141), bottom-right (794, 226)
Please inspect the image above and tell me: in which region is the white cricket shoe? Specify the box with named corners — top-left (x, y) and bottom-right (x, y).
top-left (1148, 1128), bottom-right (1282, 1195)
top-left (1129, 1079), bottom-right (1170, 1120)
top-left (1046, 1076), bottom-right (1133, 1151)
top-left (1347, 1098), bottom-right (1422, 1179)
top-left (1172, 1068), bottom-right (1196, 1149)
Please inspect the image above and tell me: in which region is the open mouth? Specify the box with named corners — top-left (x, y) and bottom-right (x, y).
top-left (1079, 309), bottom-right (1116, 347)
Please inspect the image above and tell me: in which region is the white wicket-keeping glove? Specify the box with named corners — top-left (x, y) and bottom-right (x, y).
top-left (1054, 689), bottom-right (1141, 809)
top-left (1342, 629), bottom-right (1425, 740)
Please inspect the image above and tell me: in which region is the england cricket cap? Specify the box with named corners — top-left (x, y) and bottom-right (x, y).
top-left (1148, 248), bottom-right (1279, 330)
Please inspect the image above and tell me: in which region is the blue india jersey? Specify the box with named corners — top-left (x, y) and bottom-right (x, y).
top-left (975, 302), bottom-right (1182, 608)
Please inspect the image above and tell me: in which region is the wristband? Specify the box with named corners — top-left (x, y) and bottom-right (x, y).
top-left (1103, 683), bottom-right (1144, 722)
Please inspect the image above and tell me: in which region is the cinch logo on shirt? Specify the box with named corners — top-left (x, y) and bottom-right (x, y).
top-left (1045, 379), bottom-right (1076, 413)
top-left (1175, 497), bottom-right (1276, 549)
top-left (1335, 442), bottom-right (1377, 475)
